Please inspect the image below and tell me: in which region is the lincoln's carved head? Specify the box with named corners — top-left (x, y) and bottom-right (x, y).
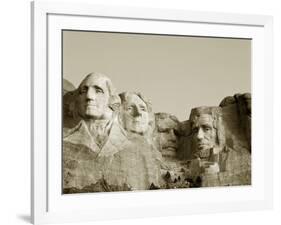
top-left (189, 107), bottom-right (225, 159)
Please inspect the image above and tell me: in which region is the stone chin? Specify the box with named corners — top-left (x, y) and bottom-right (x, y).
top-left (84, 110), bottom-right (104, 119)
top-left (128, 125), bottom-right (147, 135)
top-left (124, 120), bottom-right (148, 134)
top-left (196, 141), bottom-right (215, 151)
top-left (85, 108), bottom-right (99, 116)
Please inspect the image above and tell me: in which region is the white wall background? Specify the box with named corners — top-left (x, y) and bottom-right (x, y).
top-left (0, 0), bottom-right (280, 225)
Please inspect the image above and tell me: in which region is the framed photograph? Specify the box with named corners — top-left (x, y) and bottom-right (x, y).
top-left (31, 1), bottom-right (273, 224)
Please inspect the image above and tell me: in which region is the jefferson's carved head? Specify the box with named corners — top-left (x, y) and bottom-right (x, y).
top-left (190, 107), bottom-right (225, 159)
top-left (75, 72), bottom-right (120, 120)
top-left (119, 92), bottom-right (153, 135)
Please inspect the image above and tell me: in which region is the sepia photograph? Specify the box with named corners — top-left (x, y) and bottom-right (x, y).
top-left (62, 30), bottom-right (252, 194)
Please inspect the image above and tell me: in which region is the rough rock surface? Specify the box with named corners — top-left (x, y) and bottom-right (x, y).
top-left (63, 117), bottom-right (164, 193)
top-left (177, 120), bottom-right (192, 160)
top-left (179, 96), bottom-right (251, 159)
top-left (62, 86), bottom-right (252, 192)
top-left (222, 103), bottom-right (250, 153)
top-left (197, 147), bottom-right (251, 187)
top-left (154, 112), bottom-right (180, 159)
top-left (235, 93), bottom-right (251, 150)
top-left (220, 93), bottom-right (251, 150)
top-left (63, 90), bottom-right (80, 131)
top-left (153, 112), bottom-right (191, 184)
top-left (176, 94), bottom-right (251, 187)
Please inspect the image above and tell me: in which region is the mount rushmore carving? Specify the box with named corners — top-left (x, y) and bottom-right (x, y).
top-left (63, 72), bottom-right (251, 193)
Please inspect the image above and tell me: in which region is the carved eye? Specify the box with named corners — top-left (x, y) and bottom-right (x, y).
top-left (95, 88), bottom-right (104, 94)
top-left (203, 126), bottom-right (211, 132)
top-left (140, 106), bottom-right (147, 112)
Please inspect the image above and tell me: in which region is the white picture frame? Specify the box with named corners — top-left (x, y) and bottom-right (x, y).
top-left (31, 1), bottom-right (273, 224)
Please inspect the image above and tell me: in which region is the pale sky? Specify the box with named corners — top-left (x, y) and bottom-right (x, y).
top-left (63, 30), bottom-right (251, 121)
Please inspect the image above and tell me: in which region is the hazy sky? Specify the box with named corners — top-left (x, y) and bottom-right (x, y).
top-left (63, 30), bottom-right (251, 121)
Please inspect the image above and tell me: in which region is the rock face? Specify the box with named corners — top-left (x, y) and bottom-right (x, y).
top-left (178, 100), bottom-right (251, 187)
top-left (154, 112), bottom-right (180, 158)
top-left (177, 120), bottom-right (192, 160)
top-left (235, 93), bottom-right (251, 150)
top-left (63, 88), bottom-right (166, 193)
top-left (220, 93), bottom-right (251, 151)
top-left (62, 73), bottom-right (251, 193)
top-left (63, 117), bottom-right (164, 193)
top-left (153, 113), bottom-right (191, 185)
top-left (63, 90), bottom-right (79, 131)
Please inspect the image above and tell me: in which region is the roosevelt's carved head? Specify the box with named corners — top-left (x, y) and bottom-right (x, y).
top-left (189, 107), bottom-right (225, 159)
top-left (119, 92), bottom-right (153, 135)
top-left (154, 113), bottom-right (180, 157)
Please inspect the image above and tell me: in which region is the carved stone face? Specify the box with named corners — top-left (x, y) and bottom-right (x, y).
top-left (191, 114), bottom-right (216, 153)
top-left (121, 94), bottom-right (149, 134)
top-left (156, 117), bottom-right (179, 155)
top-left (77, 75), bottom-right (110, 120)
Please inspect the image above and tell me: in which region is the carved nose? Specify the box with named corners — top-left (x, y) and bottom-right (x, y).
top-left (86, 88), bottom-right (97, 100)
top-left (169, 130), bottom-right (177, 142)
top-left (196, 128), bottom-right (204, 140)
top-left (132, 107), bottom-right (141, 117)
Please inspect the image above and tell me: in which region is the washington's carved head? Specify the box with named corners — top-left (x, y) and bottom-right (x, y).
top-left (119, 92), bottom-right (152, 135)
top-left (189, 107), bottom-right (225, 159)
top-left (75, 72), bottom-right (120, 120)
